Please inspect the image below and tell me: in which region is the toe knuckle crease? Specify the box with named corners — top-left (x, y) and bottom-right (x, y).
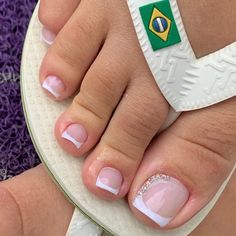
top-left (174, 133), bottom-right (232, 176)
top-left (75, 20), bottom-right (91, 37)
top-left (120, 101), bottom-right (165, 143)
top-left (105, 142), bottom-right (140, 163)
top-left (92, 72), bottom-right (118, 98)
top-left (73, 95), bottom-right (106, 121)
top-left (54, 39), bottom-right (81, 69)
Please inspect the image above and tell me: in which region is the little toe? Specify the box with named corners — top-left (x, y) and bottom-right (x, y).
top-left (39, 0), bottom-right (80, 44)
top-left (129, 97), bottom-right (236, 229)
top-left (39, 0), bottom-right (108, 100)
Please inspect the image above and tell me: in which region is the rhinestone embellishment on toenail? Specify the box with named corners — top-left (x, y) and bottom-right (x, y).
top-left (133, 174), bottom-right (188, 227)
top-left (137, 174), bottom-right (170, 196)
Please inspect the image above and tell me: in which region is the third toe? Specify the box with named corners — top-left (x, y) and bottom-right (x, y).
top-left (82, 76), bottom-right (169, 199)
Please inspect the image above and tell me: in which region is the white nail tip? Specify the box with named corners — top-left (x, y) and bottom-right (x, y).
top-left (41, 33), bottom-right (54, 45)
top-left (61, 131), bottom-right (82, 149)
top-left (133, 195), bottom-right (172, 228)
top-left (41, 29), bottom-right (55, 45)
top-left (42, 80), bottom-right (60, 98)
top-left (96, 177), bottom-right (119, 195)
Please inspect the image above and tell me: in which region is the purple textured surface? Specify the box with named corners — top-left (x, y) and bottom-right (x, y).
top-left (0, 0), bottom-right (40, 181)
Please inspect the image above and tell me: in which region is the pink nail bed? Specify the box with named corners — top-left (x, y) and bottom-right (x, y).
top-left (133, 174), bottom-right (189, 227)
top-left (41, 27), bottom-right (56, 45)
top-left (42, 76), bottom-right (65, 98)
top-left (62, 124), bottom-right (87, 149)
top-left (96, 167), bottom-right (123, 195)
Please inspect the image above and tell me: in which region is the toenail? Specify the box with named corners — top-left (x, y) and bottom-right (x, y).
top-left (96, 167), bottom-right (123, 195)
top-left (133, 174), bottom-right (189, 227)
top-left (61, 124), bottom-right (88, 149)
top-left (41, 27), bottom-right (56, 45)
top-left (42, 76), bottom-right (65, 98)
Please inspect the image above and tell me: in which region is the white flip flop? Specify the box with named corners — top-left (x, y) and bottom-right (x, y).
top-left (21, 2), bottom-right (236, 236)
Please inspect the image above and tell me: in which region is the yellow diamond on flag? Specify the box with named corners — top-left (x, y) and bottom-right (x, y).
top-left (149, 7), bottom-right (172, 42)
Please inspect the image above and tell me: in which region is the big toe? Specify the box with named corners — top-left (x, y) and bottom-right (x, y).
top-left (129, 97), bottom-right (236, 229)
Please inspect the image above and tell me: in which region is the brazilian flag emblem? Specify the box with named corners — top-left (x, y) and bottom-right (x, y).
top-left (139, 0), bottom-right (181, 51)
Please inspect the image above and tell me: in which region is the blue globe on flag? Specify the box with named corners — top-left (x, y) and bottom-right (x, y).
top-left (152, 17), bottom-right (168, 33)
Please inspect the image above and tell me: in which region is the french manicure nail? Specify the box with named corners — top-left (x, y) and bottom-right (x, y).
top-left (41, 27), bottom-right (56, 45)
top-left (96, 167), bottom-right (123, 195)
top-left (62, 124), bottom-right (88, 149)
top-left (133, 174), bottom-right (189, 227)
top-left (42, 76), bottom-right (65, 98)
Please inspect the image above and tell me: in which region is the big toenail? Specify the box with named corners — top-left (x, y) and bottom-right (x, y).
top-left (96, 167), bottom-right (123, 195)
top-left (133, 174), bottom-right (189, 227)
top-left (42, 76), bottom-right (65, 98)
top-left (41, 27), bottom-right (56, 45)
top-left (62, 124), bottom-right (88, 149)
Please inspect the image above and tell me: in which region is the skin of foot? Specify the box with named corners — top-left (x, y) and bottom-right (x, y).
top-left (36, 0), bottom-right (236, 229)
top-left (0, 165), bottom-right (235, 236)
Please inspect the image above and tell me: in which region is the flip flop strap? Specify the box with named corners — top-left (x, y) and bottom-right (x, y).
top-left (66, 208), bottom-right (103, 236)
top-left (128, 0), bottom-right (236, 112)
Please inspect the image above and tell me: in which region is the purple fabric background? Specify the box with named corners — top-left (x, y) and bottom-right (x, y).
top-left (0, 0), bottom-right (40, 180)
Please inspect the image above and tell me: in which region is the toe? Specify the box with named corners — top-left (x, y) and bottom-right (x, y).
top-left (129, 97), bottom-right (236, 229)
top-left (39, 1), bottom-right (108, 100)
top-left (54, 37), bottom-right (131, 156)
top-left (81, 74), bottom-right (169, 200)
top-left (39, 0), bottom-right (80, 38)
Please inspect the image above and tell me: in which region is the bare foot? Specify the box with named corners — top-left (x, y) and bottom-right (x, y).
top-left (38, 0), bottom-right (236, 229)
top-left (0, 165), bottom-right (235, 235)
